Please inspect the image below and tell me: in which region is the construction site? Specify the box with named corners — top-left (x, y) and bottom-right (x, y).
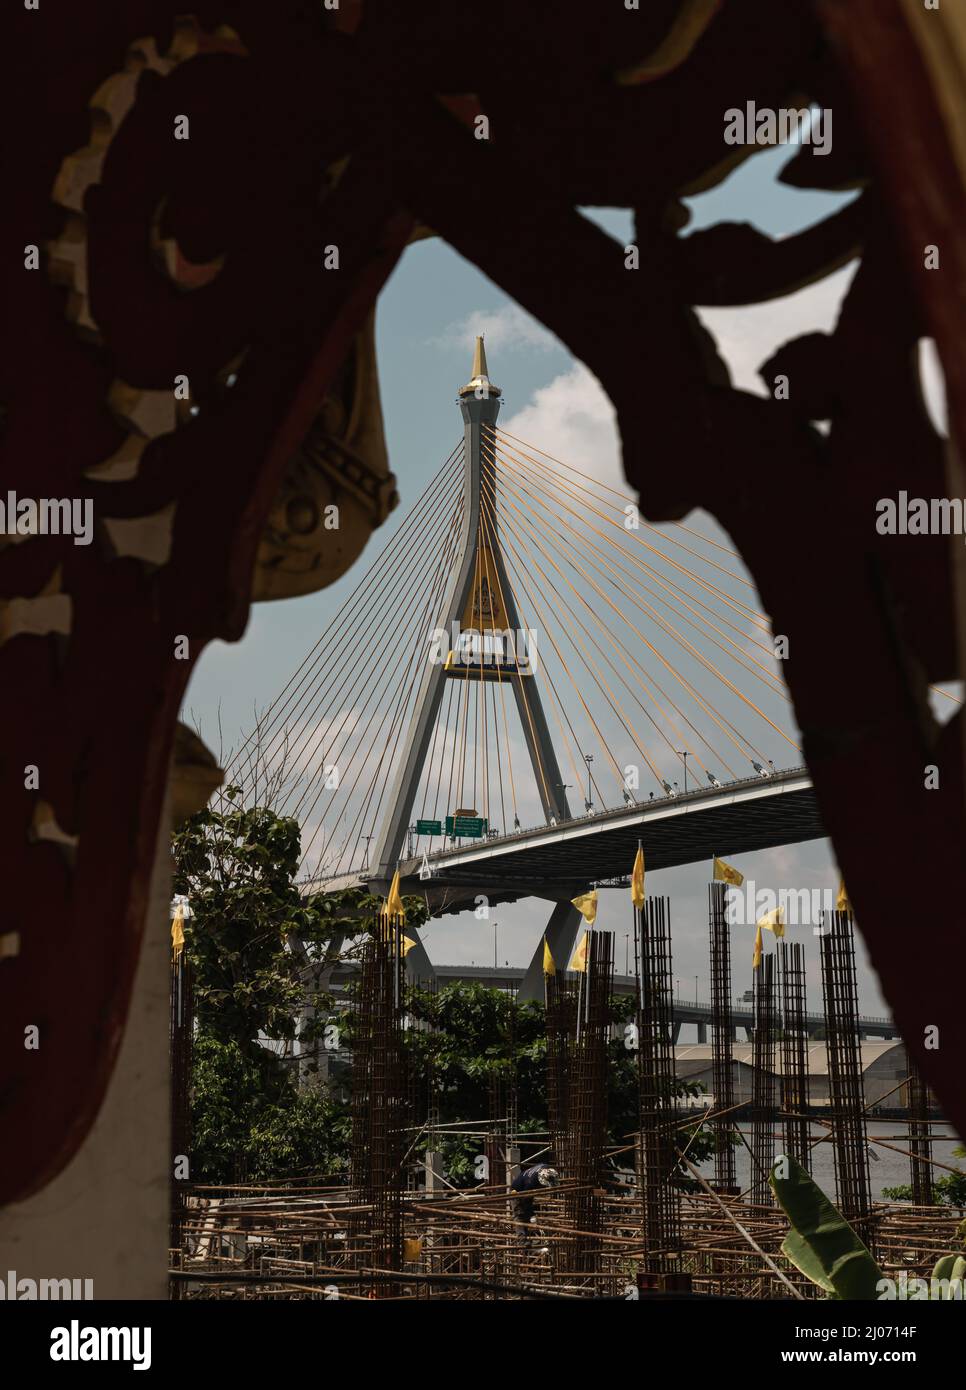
top-left (169, 893), bottom-right (963, 1302)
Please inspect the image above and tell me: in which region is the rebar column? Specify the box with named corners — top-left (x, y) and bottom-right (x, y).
top-left (486, 1069), bottom-right (506, 1186)
top-left (504, 989), bottom-right (520, 1180)
top-left (820, 910), bottom-right (871, 1229)
top-left (545, 968), bottom-right (574, 1175)
top-left (637, 895), bottom-right (682, 1268)
top-left (169, 950), bottom-right (194, 1255)
top-left (709, 883), bottom-right (736, 1189)
top-left (750, 953), bottom-right (777, 1206)
top-left (562, 930), bottom-right (613, 1273)
top-left (349, 926), bottom-right (408, 1287)
top-left (907, 1061), bottom-right (934, 1207)
top-left (779, 940), bottom-right (811, 1174)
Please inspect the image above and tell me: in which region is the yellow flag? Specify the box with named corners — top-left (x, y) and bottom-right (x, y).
top-left (753, 906), bottom-right (784, 967)
top-left (385, 870), bottom-right (405, 921)
top-left (569, 931), bottom-right (589, 973)
top-left (631, 846), bottom-right (646, 908)
top-left (836, 877), bottom-right (851, 914)
top-left (171, 902), bottom-right (185, 963)
top-left (571, 890), bottom-right (598, 925)
top-left (757, 906), bottom-right (785, 938)
top-left (403, 1237), bottom-right (423, 1262)
top-left (713, 855), bottom-right (743, 887)
top-left (399, 934), bottom-right (417, 957)
top-left (543, 937), bottom-right (556, 974)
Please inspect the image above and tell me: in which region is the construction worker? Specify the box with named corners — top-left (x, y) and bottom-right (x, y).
top-left (509, 1162), bottom-right (559, 1230)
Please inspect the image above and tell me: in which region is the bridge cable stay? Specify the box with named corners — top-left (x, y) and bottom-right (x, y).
top-left (498, 426), bottom-right (962, 718)
top-left (295, 462), bottom-right (468, 871)
top-left (479, 478), bottom-right (718, 791)
top-left (483, 434), bottom-right (796, 760)
top-left (229, 455), bottom-right (806, 881)
top-left (492, 435), bottom-right (784, 683)
top-left (225, 444), bottom-right (466, 846)
top-left (226, 345), bottom-right (828, 892)
top-left (223, 444), bottom-right (465, 804)
top-left (495, 430), bottom-right (773, 634)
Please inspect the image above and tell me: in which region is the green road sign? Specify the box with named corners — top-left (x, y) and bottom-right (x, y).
top-left (445, 815), bottom-right (488, 838)
top-left (415, 819), bottom-right (443, 835)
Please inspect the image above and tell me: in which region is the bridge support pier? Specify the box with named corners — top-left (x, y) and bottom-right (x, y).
top-left (518, 901), bottom-right (582, 1003)
top-left (403, 926), bottom-right (437, 987)
top-left (696, 1021), bottom-right (707, 1044)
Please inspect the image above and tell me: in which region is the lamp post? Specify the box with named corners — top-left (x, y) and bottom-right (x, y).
top-left (584, 753), bottom-right (594, 813)
top-left (677, 750), bottom-right (689, 793)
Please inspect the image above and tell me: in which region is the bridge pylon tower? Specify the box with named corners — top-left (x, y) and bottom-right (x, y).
top-left (371, 339), bottom-right (583, 993)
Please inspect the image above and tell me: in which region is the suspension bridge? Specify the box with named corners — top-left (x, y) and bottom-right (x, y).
top-left (229, 339), bottom-right (826, 994)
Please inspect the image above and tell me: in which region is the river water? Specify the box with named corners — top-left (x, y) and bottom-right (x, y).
top-left (693, 1121), bottom-right (963, 1202)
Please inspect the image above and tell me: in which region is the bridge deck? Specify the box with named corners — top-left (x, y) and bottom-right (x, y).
top-left (387, 766), bottom-right (823, 910)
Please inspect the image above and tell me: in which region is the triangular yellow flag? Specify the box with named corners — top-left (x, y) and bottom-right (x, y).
top-left (543, 937), bottom-right (556, 974)
top-left (753, 906), bottom-right (784, 968)
top-left (713, 855), bottom-right (743, 887)
top-left (569, 931), bottom-right (589, 973)
top-left (400, 934), bottom-right (417, 957)
top-left (631, 846), bottom-right (646, 908)
top-left (836, 877), bottom-right (851, 914)
top-left (571, 890), bottom-right (598, 925)
top-left (171, 902), bottom-right (185, 963)
top-left (385, 870), bottom-right (405, 921)
top-left (756, 906), bottom-right (785, 938)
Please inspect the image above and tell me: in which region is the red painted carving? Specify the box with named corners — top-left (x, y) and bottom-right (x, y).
top-left (2, 0), bottom-right (963, 1201)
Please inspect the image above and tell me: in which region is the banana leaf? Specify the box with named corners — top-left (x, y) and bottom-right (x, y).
top-left (931, 1254), bottom-right (966, 1297)
top-left (770, 1156), bottom-right (884, 1299)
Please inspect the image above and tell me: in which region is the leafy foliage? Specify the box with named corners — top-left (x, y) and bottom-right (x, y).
top-left (174, 794), bottom-right (425, 1180)
top-left (175, 796), bottom-right (714, 1187)
top-left (882, 1145), bottom-right (966, 1207)
top-left (394, 981), bottom-right (714, 1185)
top-left (173, 789), bottom-right (426, 1052)
top-left (190, 1033), bottom-right (352, 1182)
top-left (770, 1155), bottom-right (885, 1299)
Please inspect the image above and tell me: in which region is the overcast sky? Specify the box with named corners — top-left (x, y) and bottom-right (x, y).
top-left (183, 136), bottom-right (951, 1027)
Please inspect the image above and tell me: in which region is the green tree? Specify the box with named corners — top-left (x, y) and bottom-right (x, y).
top-left (391, 981), bottom-right (714, 1186)
top-left (173, 791), bottom-right (426, 1181)
top-left (175, 795), bottom-right (714, 1186)
top-left (881, 1144), bottom-right (966, 1207)
top-left (173, 790), bottom-right (421, 1053)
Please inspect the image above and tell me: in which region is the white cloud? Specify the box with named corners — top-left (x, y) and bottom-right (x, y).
top-left (501, 363), bottom-right (623, 487)
top-left (434, 304), bottom-right (560, 356)
top-left (696, 262), bottom-right (859, 396)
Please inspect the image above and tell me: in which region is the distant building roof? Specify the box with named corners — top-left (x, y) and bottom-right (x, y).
top-left (673, 1040), bottom-right (905, 1077)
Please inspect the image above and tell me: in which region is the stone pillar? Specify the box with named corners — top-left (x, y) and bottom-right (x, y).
top-left (0, 725), bottom-right (221, 1300)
